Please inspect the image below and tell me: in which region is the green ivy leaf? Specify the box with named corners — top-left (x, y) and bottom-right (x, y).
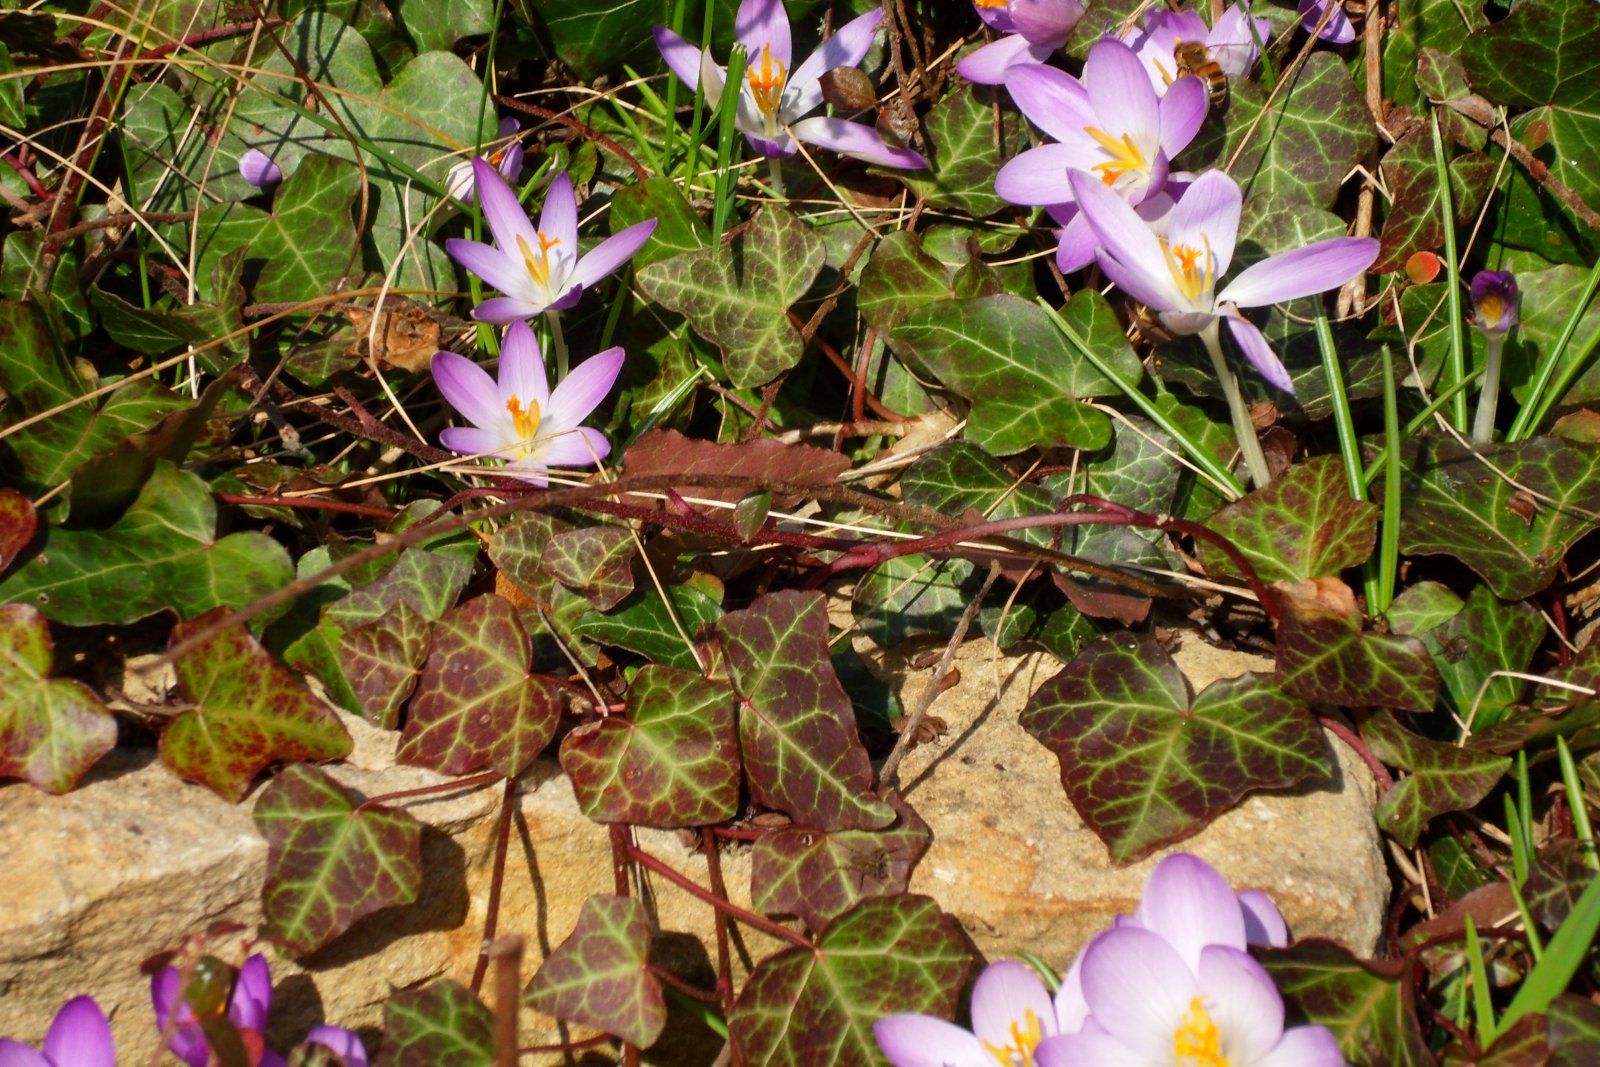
top-left (1041, 414), bottom-right (1182, 569)
top-left (326, 547), bottom-right (473, 630)
top-left (858, 231), bottom-right (959, 344)
top-left (728, 894), bottom-right (971, 1067)
top-left (90, 249), bottom-right (248, 372)
top-left (1260, 940), bottom-right (1434, 1067)
top-left (397, 595), bottom-right (561, 779)
top-left (1365, 711), bottom-right (1510, 847)
top-left (0, 463), bottom-right (292, 628)
top-left (902, 441), bottom-right (1056, 543)
top-left (338, 600), bottom-right (430, 730)
top-left (850, 541), bottom-right (973, 649)
top-left (610, 175), bottom-right (708, 268)
top-left (378, 981), bottom-right (494, 1067)
top-left (541, 525), bottom-right (637, 611)
top-left (572, 578), bottom-right (725, 671)
top-left (162, 608), bottom-right (353, 801)
top-left (902, 85), bottom-right (1023, 217)
top-left (1418, 585), bottom-right (1542, 730)
top-left (1385, 580), bottom-right (1466, 637)
top-left (0, 604), bottom-right (117, 793)
top-left (1274, 579), bottom-right (1441, 713)
top-left (560, 665), bottom-right (739, 828)
top-left (1020, 635), bottom-right (1329, 864)
top-left (1508, 264), bottom-right (1600, 406)
top-left (396, 0), bottom-right (491, 51)
top-left (718, 591), bottom-right (895, 832)
top-left (1461, 0), bottom-right (1600, 112)
top-left (1396, 436), bottom-right (1600, 600)
top-left (524, 894), bottom-right (666, 1048)
top-left (1375, 132), bottom-right (1495, 274)
top-left (635, 206), bottom-right (827, 388)
top-left (1204, 456), bottom-right (1378, 583)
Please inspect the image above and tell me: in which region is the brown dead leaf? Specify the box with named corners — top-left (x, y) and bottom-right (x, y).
top-left (344, 300), bottom-right (441, 373)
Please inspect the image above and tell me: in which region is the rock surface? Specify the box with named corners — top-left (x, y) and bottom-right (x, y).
top-left (0, 632), bottom-right (1386, 1065)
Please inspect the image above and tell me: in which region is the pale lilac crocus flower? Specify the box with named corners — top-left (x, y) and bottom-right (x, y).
top-left (238, 148), bottom-right (283, 189)
top-left (874, 960), bottom-right (1071, 1066)
top-left (652, 0), bottom-right (926, 171)
top-left (431, 319), bottom-right (621, 487)
top-left (446, 117), bottom-right (526, 205)
top-left (1298, 0), bottom-right (1357, 44)
top-left (445, 160), bottom-right (656, 326)
top-left (957, 0), bottom-right (1086, 85)
top-left (996, 37), bottom-right (1207, 272)
top-left (0, 996), bottom-right (116, 1067)
top-left (1070, 166), bottom-right (1377, 484)
top-left (1122, 3), bottom-right (1272, 96)
top-left (1470, 270), bottom-right (1519, 442)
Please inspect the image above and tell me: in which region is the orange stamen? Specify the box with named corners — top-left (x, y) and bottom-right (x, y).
top-left (1160, 233), bottom-right (1215, 303)
top-left (515, 231), bottom-right (562, 289)
top-left (1172, 996), bottom-right (1229, 1066)
top-left (1084, 126), bottom-right (1149, 186)
top-left (745, 44), bottom-right (787, 120)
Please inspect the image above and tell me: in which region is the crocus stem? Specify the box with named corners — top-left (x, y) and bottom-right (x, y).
top-left (1471, 333), bottom-right (1507, 443)
top-left (1201, 320), bottom-right (1272, 488)
top-left (766, 156), bottom-right (786, 201)
top-left (545, 310), bottom-right (569, 380)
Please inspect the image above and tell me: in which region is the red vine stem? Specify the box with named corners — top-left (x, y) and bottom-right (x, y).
top-left (625, 842), bottom-right (813, 951)
top-left (470, 777), bottom-right (519, 995)
top-left (701, 828), bottom-right (743, 1066)
top-left (1314, 713), bottom-right (1393, 791)
top-left (213, 493), bottom-right (399, 520)
top-left (354, 770), bottom-right (501, 812)
top-left (492, 98), bottom-right (648, 180)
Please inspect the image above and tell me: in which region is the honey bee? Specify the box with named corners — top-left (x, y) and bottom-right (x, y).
top-left (1173, 40), bottom-right (1228, 109)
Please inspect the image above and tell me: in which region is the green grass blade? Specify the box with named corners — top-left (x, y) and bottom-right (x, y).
top-left (1431, 114), bottom-right (1468, 433)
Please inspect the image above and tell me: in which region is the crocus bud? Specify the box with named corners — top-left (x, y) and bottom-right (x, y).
top-left (238, 148), bottom-right (283, 189)
top-left (1470, 270), bottom-right (1519, 335)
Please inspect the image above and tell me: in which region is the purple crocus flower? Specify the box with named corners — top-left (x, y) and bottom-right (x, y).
top-left (995, 37), bottom-right (1207, 272)
top-left (153, 954), bottom-right (280, 1067)
top-left (1297, 0), bottom-right (1357, 44)
top-left (238, 148), bottom-right (283, 189)
top-left (431, 319), bottom-right (622, 486)
top-left (874, 960), bottom-right (1070, 1066)
top-left (1471, 270), bottom-right (1519, 335)
top-left (1068, 167), bottom-right (1378, 394)
top-left (0, 996), bottom-right (116, 1067)
top-left (956, 0), bottom-right (1086, 85)
top-left (446, 117), bottom-right (526, 205)
top-left (445, 162), bottom-right (656, 324)
top-left (653, 0), bottom-right (926, 169)
top-left (1122, 3), bottom-right (1273, 95)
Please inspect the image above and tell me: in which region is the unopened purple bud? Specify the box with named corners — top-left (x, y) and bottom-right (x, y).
top-left (1470, 270), bottom-right (1518, 335)
top-left (239, 148), bottom-right (283, 189)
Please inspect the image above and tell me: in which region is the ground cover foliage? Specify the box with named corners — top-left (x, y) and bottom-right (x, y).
top-left (2, 0), bottom-right (1600, 1062)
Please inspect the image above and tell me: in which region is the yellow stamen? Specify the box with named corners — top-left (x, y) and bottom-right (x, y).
top-left (1153, 57), bottom-right (1177, 87)
top-left (1477, 293), bottom-right (1505, 328)
top-left (746, 44), bottom-right (788, 120)
top-left (515, 231), bottom-right (562, 290)
top-left (975, 0), bottom-right (1011, 7)
top-left (1173, 996), bottom-right (1229, 1066)
top-left (1084, 126), bottom-right (1149, 186)
top-left (1160, 233), bottom-right (1214, 303)
top-left (505, 394), bottom-right (541, 450)
top-left (980, 1008), bottom-right (1043, 1066)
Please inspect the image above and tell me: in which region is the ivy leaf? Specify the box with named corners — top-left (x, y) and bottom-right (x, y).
top-left (378, 981), bottom-right (494, 1067)
top-left (858, 231), bottom-right (959, 342)
top-left (718, 591), bottom-right (895, 832)
top-left (253, 764), bottom-right (424, 955)
top-left (1511, 264), bottom-right (1600, 406)
top-left (1418, 585), bottom-right (1543, 731)
top-left (324, 548), bottom-right (472, 630)
top-left (0, 604), bottom-right (118, 793)
top-left (572, 579), bottom-right (725, 671)
top-left (0, 462), bottom-right (292, 628)
top-left (901, 85), bottom-right (1024, 217)
top-left (618, 428), bottom-right (851, 505)
top-left (635, 206), bottom-right (827, 388)
top-left (524, 894), bottom-right (665, 1048)
top-left (1204, 455), bottom-right (1378, 582)
top-left (1460, 0), bottom-right (1600, 112)
top-left (338, 601), bottom-right (431, 730)
top-left (540, 525), bottom-right (637, 611)
top-left (1274, 578), bottom-right (1441, 713)
top-left (560, 665), bottom-right (740, 828)
top-left (610, 175), bottom-right (707, 268)
top-left (727, 895), bottom-right (971, 1066)
top-left (1365, 711), bottom-right (1510, 848)
top-left (1375, 132), bottom-right (1495, 274)
top-left (0, 487), bottom-right (38, 573)
top-left (1396, 436), bottom-right (1600, 599)
top-left (751, 798), bottom-right (932, 932)
top-left (903, 441), bottom-right (1057, 543)
top-left (161, 609), bottom-right (352, 801)
top-left (1020, 635), bottom-right (1330, 864)
top-left (397, 595), bottom-right (562, 779)
top-left (1259, 940), bottom-right (1434, 1067)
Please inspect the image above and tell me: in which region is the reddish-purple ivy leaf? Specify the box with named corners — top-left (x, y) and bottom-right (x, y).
top-left (750, 795), bottom-right (931, 932)
top-left (540, 525), bottom-right (636, 610)
top-left (524, 894), bottom-right (666, 1049)
top-left (1258, 940), bottom-right (1433, 1067)
top-left (1020, 634), bottom-right (1330, 864)
top-left (718, 591), bottom-right (894, 832)
top-left (1203, 455), bottom-right (1379, 583)
top-left (1364, 711), bottom-right (1510, 849)
top-left (1273, 578), bottom-right (1440, 713)
top-left (252, 763), bottom-right (424, 956)
top-left (378, 980), bottom-right (494, 1067)
top-left (727, 894), bottom-right (971, 1066)
top-left (162, 609), bottom-right (352, 801)
top-left (620, 428), bottom-right (851, 504)
top-left (0, 487), bottom-right (38, 574)
top-left (397, 595), bottom-right (561, 778)
top-left (488, 513), bottom-right (568, 608)
top-left (560, 665), bottom-right (739, 828)
top-left (0, 604), bottom-right (117, 793)
top-left (324, 547), bottom-right (472, 630)
top-left (339, 600), bottom-right (430, 729)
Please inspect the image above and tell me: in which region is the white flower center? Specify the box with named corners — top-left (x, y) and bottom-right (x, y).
top-left (1160, 233), bottom-right (1215, 305)
top-left (515, 231), bottom-right (563, 297)
top-left (1083, 126), bottom-right (1151, 190)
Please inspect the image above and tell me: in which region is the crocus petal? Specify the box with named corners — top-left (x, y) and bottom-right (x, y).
top-left (1197, 945), bottom-right (1285, 1063)
top-left (1077, 927), bottom-right (1197, 1060)
top-left (700, 49), bottom-right (728, 110)
top-left (736, 0), bottom-right (791, 68)
top-left (1083, 39), bottom-right (1160, 154)
top-left (548, 346), bottom-right (625, 426)
top-left (1218, 236), bottom-right (1379, 308)
top-left (788, 116), bottom-right (927, 168)
top-left (0, 1042), bottom-right (51, 1067)
top-left (498, 145), bottom-right (525, 184)
top-left (1210, 4), bottom-right (1270, 75)
top-left (1226, 313), bottom-right (1296, 394)
top-left (1238, 889), bottom-right (1289, 947)
top-left (973, 0), bottom-right (1016, 33)
top-left (238, 148), bottom-right (282, 188)
top-left (1035, 1032), bottom-right (1165, 1067)
top-left (1071, 170), bottom-right (1189, 311)
top-left (653, 25), bottom-right (706, 90)
top-left (956, 34), bottom-right (1054, 86)
top-left (996, 144), bottom-right (1082, 206)
top-left (1299, 0), bottom-right (1356, 43)
top-left (744, 130), bottom-right (798, 158)
top-left (41, 997), bottom-right (116, 1067)
top-left (1133, 854), bottom-right (1248, 972)
top-left (439, 426), bottom-right (506, 457)
top-left (1257, 1025), bottom-right (1348, 1067)
top-left (1003, 63), bottom-right (1095, 145)
top-left (306, 1026), bottom-right (370, 1067)
top-left (445, 160), bottom-right (477, 204)
top-left (970, 961), bottom-right (1058, 1049)
top-left (473, 158), bottom-right (539, 258)
top-left (472, 296), bottom-right (545, 324)
top-left (444, 238), bottom-right (530, 299)
top-left (432, 351), bottom-right (506, 430)
top-left (873, 1015), bottom-right (991, 1067)
top-left (571, 219), bottom-right (657, 292)
top-left (497, 320), bottom-right (550, 415)
top-left (1157, 73), bottom-right (1208, 158)
top-left (787, 7), bottom-right (884, 114)
top-left (1055, 210), bottom-right (1099, 273)
top-left (1165, 168), bottom-right (1242, 279)
top-left (1010, 0), bottom-right (1085, 46)
top-left (532, 426), bottom-right (612, 469)
top-left (1053, 949), bottom-right (1091, 1033)
top-left (537, 173), bottom-right (579, 257)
